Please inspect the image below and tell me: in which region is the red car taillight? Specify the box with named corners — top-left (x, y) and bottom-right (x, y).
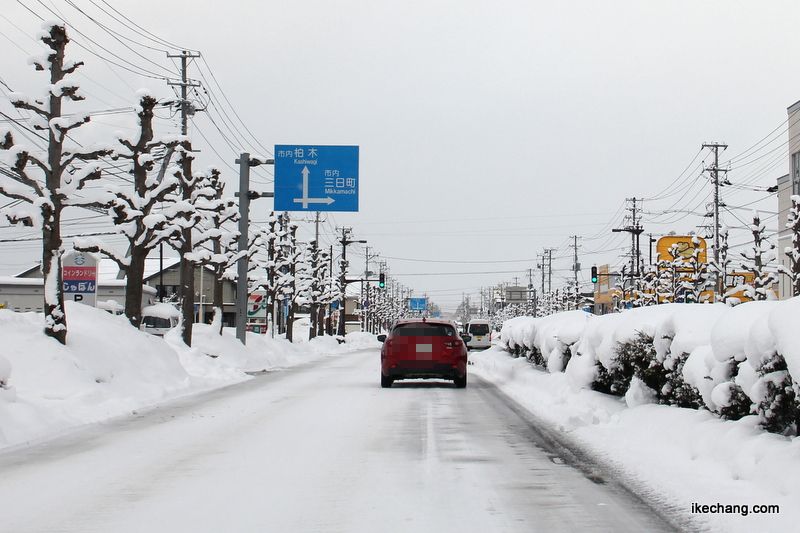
top-left (444, 339), bottom-right (462, 350)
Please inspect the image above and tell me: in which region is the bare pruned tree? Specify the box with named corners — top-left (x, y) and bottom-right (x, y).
top-left (0, 22), bottom-right (111, 344)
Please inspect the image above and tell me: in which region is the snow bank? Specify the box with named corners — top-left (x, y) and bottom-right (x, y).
top-left (471, 347), bottom-right (800, 533)
top-left (0, 303), bottom-right (376, 449)
top-left (497, 298), bottom-right (800, 435)
top-left (498, 310), bottom-right (591, 371)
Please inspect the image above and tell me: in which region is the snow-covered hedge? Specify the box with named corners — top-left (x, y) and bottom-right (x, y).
top-left (498, 298), bottom-right (800, 435)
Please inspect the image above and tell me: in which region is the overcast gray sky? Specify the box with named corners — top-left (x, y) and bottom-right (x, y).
top-left (1, 0), bottom-right (798, 310)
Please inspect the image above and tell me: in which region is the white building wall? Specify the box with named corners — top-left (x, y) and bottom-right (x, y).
top-left (0, 279), bottom-right (156, 313)
top-left (777, 174), bottom-right (793, 299)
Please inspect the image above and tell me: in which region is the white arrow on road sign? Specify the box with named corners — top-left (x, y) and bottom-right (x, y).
top-left (293, 166), bottom-right (334, 209)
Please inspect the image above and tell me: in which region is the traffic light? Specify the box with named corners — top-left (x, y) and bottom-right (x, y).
top-left (591, 266), bottom-right (598, 284)
top-left (378, 272), bottom-right (385, 288)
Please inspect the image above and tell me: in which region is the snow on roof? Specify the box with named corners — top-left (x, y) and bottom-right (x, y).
top-left (0, 275), bottom-right (156, 293)
top-left (344, 283), bottom-right (362, 298)
top-left (142, 302), bottom-right (181, 319)
top-left (14, 255), bottom-right (183, 283)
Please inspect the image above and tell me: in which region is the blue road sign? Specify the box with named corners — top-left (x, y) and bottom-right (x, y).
top-left (409, 297), bottom-right (428, 311)
top-left (274, 145), bottom-right (359, 212)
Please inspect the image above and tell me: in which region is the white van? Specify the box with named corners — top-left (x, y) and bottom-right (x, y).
top-left (140, 303), bottom-right (181, 337)
top-left (464, 319), bottom-right (491, 349)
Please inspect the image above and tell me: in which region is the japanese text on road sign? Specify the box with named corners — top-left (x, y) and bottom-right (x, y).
top-left (274, 145), bottom-right (359, 212)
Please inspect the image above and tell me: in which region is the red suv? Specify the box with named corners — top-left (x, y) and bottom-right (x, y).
top-left (378, 319), bottom-right (471, 388)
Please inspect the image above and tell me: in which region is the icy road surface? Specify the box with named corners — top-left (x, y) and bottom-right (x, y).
top-left (0, 349), bottom-right (677, 532)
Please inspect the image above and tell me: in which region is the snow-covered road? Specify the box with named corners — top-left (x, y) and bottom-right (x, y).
top-left (0, 348), bottom-right (678, 532)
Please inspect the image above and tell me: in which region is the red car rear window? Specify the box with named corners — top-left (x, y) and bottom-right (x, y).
top-left (392, 324), bottom-right (455, 337)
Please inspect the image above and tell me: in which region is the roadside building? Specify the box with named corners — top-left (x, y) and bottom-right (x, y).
top-left (0, 258), bottom-right (238, 327)
top-left (777, 173), bottom-right (793, 299)
top-left (503, 285), bottom-right (529, 307)
top-left (142, 258), bottom-right (238, 327)
top-left (593, 264), bottom-right (620, 315)
top-left (0, 261), bottom-right (156, 312)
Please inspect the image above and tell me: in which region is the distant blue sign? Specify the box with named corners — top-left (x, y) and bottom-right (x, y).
top-left (409, 297), bottom-right (428, 311)
top-left (274, 145), bottom-right (359, 212)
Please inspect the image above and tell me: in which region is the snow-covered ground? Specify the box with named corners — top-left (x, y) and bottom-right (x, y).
top-left (0, 302), bottom-right (379, 450)
top-left (472, 299), bottom-right (800, 533)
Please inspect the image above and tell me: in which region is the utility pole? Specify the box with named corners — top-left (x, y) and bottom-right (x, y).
top-left (166, 51), bottom-right (202, 137)
top-left (327, 245), bottom-right (334, 335)
top-left (612, 198), bottom-right (644, 302)
top-left (545, 248), bottom-right (555, 293)
top-left (362, 246), bottom-right (379, 331)
top-left (538, 253), bottom-right (545, 295)
top-left (338, 227), bottom-right (350, 336)
top-left (570, 235), bottom-right (581, 310)
top-left (527, 268), bottom-right (534, 314)
top-left (165, 50), bottom-right (202, 345)
top-left (702, 142), bottom-right (728, 295)
top-left (337, 227), bottom-right (366, 335)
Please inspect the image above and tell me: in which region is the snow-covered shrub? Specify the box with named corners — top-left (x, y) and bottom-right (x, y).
top-left (593, 332), bottom-right (668, 398)
top-left (497, 297), bottom-right (800, 436)
top-left (662, 351), bottom-right (704, 408)
top-left (712, 379), bottom-right (752, 420)
top-left (752, 354), bottom-right (798, 435)
top-left (525, 345), bottom-right (545, 366)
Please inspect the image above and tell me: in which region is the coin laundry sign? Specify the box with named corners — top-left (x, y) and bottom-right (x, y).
top-left (62, 251), bottom-right (97, 306)
top-left (273, 145), bottom-right (359, 212)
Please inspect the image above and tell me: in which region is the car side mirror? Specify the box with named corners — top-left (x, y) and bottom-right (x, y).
top-left (377, 334), bottom-right (387, 342)
top-left (461, 334), bottom-right (472, 343)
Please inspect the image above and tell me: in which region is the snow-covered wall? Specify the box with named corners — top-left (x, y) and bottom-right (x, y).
top-left (498, 298), bottom-right (800, 435)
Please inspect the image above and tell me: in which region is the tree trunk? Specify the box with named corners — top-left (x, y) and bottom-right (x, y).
top-left (317, 305), bottom-right (325, 336)
top-left (125, 249), bottom-right (147, 328)
top-left (212, 276), bottom-right (224, 335)
top-left (179, 240), bottom-right (194, 346)
top-left (308, 302), bottom-right (318, 340)
top-left (286, 301), bottom-right (295, 342)
top-left (43, 29), bottom-right (67, 345)
top-left (212, 235), bottom-right (225, 335)
top-left (42, 205), bottom-right (66, 344)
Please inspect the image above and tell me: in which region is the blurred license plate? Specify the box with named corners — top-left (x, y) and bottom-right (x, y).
top-left (476, 336), bottom-right (484, 340)
top-left (416, 344), bottom-right (432, 352)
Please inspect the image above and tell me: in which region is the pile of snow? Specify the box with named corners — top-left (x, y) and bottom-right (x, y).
top-left (470, 347), bottom-right (800, 533)
top-left (0, 302), bottom-right (376, 449)
top-left (498, 310), bottom-right (591, 370)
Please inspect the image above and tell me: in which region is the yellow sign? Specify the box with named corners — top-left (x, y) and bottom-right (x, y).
top-left (724, 271), bottom-right (756, 303)
top-left (0, 303), bottom-right (5, 309)
top-left (657, 235), bottom-right (708, 264)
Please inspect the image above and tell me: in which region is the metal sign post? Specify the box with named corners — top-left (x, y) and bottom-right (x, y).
top-left (234, 153), bottom-right (274, 345)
